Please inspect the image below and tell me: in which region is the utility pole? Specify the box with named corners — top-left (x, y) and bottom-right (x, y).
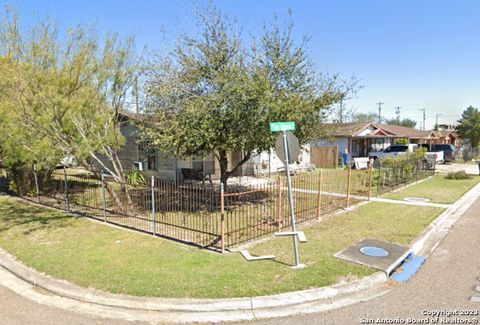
top-left (395, 106), bottom-right (401, 121)
top-left (418, 108), bottom-right (426, 130)
top-left (134, 75), bottom-right (140, 114)
top-left (435, 113), bottom-right (443, 130)
top-left (338, 98), bottom-right (344, 123)
top-left (376, 102), bottom-right (385, 124)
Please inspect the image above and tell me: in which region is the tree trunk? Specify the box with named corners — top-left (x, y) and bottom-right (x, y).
top-left (83, 162), bottom-right (136, 216)
top-left (218, 150), bottom-right (229, 192)
top-left (217, 149), bottom-right (252, 193)
top-left (103, 180), bottom-right (136, 216)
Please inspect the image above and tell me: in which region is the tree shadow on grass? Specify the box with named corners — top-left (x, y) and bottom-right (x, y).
top-left (0, 198), bottom-right (79, 235)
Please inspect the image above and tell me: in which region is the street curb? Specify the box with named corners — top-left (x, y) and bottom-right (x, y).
top-left (0, 179), bottom-right (479, 323)
top-left (0, 247), bottom-right (387, 322)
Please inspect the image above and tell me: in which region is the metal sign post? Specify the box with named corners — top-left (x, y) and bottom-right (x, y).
top-left (282, 129), bottom-right (301, 268)
top-left (270, 122), bottom-right (306, 269)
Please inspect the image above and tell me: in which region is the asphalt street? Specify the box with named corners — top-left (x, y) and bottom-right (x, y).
top-left (0, 284), bottom-right (145, 325)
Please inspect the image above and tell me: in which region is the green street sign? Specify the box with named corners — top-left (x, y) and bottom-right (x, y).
top-left (269, 122), bottom-right (296, 132)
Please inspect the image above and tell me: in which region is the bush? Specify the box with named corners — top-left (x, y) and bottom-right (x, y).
top-left (126, 170), bottom-right (146, 187)
top-left (395, 138), bottom-right (409, 144)
top-left (445, 171), bottom-right (471, 180)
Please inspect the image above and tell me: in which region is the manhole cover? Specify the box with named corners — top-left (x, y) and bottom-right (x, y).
top-left (403, 197), bottom-right (431, 203)
top-left (360, 246), bottom-right (390, 257)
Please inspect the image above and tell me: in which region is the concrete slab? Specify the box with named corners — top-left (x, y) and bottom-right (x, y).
top-left (240, 250), bottom-right (275, 261)
top-left (274, 231), bottom-right (307, 242)
top-left (335, 239), bottom-right (411, 275)
top-left (404, 197), bottom-right (431, 203)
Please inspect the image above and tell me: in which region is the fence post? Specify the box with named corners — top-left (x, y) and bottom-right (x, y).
top-left (391, 163), bottom-right (395, 192)
top-left (415, 161), bottom-right (420, 182)
top-left (368, 164), bottom-right (374, 201)
top-left (63, 166), bottom-right (70, 212)
top-left (316, 171), bottom-right (323, 220)
top-left (33, 162), bottom-right (40, 202)
top-left (346, 166), bottom-right (352, 208)
top-left (151, 176), bottom-right (156, 236)
top-left (277, 178), bottom-right (283, 231)
top-left (101, 174), bottom-right (107, 222)
top-left (220, 183), bottom-right (225, 253)
top-left (376, 163), bottom-right (382, 197)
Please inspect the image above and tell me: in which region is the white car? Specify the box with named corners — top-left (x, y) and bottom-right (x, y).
top-left (368, 144), bottom-right (418, 160)
top-left (369, 144), bottom-right (444, 166)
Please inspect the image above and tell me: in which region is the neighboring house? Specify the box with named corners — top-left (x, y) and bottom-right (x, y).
top-left (436, 130), bottom-right (461, 147)
top-left (313, 122), bottom-right (455, 160)
top-left (312, 123), bottom-right (395, 159)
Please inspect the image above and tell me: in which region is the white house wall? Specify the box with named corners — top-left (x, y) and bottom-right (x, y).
top-left (250, 144), bottom-right (311, 175)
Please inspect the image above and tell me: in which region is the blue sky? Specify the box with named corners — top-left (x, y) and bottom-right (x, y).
top-left (8, 0), bottom-right (480, 129)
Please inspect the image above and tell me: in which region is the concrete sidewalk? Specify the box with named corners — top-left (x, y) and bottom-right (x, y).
top-left (286, 186), bottom-right (452, 208)
top-left (0, 181), bottom-right (479, 323)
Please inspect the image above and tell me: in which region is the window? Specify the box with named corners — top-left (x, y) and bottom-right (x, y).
top-left (138, 141), bottom-right (157, 171)
top-left (384, 145), bottom-right (408, 153)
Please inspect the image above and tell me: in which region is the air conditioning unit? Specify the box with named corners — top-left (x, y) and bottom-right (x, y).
top-left (133, 161), bottom-right (143, 171)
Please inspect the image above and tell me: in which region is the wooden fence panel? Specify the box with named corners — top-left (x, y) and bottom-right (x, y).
top-left (311, 146), bottom-right (338, 169)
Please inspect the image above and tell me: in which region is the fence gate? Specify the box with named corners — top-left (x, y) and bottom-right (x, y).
top-left (311, 146), bottom-right (338, 169)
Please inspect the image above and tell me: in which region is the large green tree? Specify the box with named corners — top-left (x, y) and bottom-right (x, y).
top-left (385, 118), bottom-right (417, 128)
top-left (144, 7), bottom-right (349, 188)
top-left (350, 112), bottom-right (377, 123)
top-left (0, 9), bottom-right (141, 199)
top-left (457, 106), bottom-right (480, 149)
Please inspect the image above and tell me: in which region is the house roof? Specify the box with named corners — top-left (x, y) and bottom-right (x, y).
top-left (320, 122), bottom-right (441, 139)
top-left (118, 110), bottom-right (148, 122)
top-left (320, 122), bottom-right (374, 137)
top-left (439, 130), bottom-right (459, 138)
top-left (376, 124), bottom-right (438, 138)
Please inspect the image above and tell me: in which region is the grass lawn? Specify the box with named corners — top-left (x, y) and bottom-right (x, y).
top-left (0, 195), bottom-right (443, 298)
top-left (382, 174), bottom-right (480, 204)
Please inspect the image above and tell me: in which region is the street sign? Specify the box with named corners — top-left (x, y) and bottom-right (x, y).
top-left (275, 132), bottom-right (300, 164)
top-left (269, 122), bottom-right (296, 132)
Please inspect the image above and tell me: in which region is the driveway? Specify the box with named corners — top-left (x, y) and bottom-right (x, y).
top-left (435, 162), bottom-right (479, 175)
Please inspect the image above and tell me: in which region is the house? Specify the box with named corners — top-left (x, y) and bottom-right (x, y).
top-left (312, 123), bottom-right (395, 159)
top-left (436, 130), bottom-right (461, 147)
top-left (102, 111), bottom-right (311, 182)
top-left (111, 111), bottom-right (224, 182)
top-left (313, 122), bottom-right (452, 160)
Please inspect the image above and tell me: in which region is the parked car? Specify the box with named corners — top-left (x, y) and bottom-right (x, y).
top-left (420, 144), bottom-right (457, 163)
top-left (369, 144), bottom-right (444, 166)
top-left (368, 144), bottom-right (417, 160)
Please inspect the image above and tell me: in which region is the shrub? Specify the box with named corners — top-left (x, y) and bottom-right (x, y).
top-left (395, 138), bottom-right (409, 144)
top-left (445, 171), bottom-right (471, 180)
top-left (126, 170), bottom-right (146, 187)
